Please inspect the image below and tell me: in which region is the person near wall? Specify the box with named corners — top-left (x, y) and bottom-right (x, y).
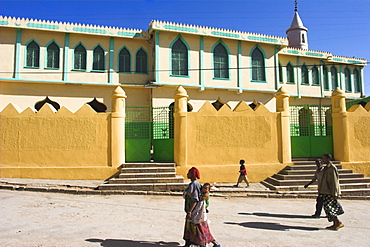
top-left (183, 167), bottom-right (220, 247)
top-left (319, 154), bottom-right (345, 230)
top-left (233, 160), bottom-right (249, 187)
top-left (304, 159), bottom-right (325, 218)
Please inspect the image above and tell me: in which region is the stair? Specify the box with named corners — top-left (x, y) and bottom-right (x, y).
top-left (98, 163), bottom-right (188, 192)
top-left (261, 161), bottom-right (370, 196)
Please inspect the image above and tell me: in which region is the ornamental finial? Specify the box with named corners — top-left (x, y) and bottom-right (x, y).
top-left (294, 0), bottom-right (298, 12)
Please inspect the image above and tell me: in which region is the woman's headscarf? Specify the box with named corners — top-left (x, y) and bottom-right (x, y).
top-left (188, 167), bottom-right (200, 179)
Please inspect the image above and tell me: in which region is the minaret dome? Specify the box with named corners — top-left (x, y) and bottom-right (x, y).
top-left (286, 1), bottom-right (308, 49)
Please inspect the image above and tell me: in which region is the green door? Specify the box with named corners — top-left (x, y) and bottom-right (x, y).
top-left (152, 106), bottom-right (174, 162)
top-left (125, 106), bottom-right (151, 162)
top-left (290, 105), bottom-right (333, 158)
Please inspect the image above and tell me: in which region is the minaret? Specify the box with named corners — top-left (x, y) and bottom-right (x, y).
top-left (286, 1), bottom-right (308, 49)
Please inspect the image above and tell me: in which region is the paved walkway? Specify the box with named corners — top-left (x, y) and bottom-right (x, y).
top-left (1, 190), bottom-right (370, 247)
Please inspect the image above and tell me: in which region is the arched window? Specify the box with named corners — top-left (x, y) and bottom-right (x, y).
top-left (93, 45), bottom-right (105, 71)
top-left (344, 67), bottom-right (351, 92)
top-left (354, 69), bottom-right (361, 93)
top-left (74, 43), bottom-right (86, 70)
top-left (286, 63), bottom-right (294, 83)
top-left (279, 62), bottom-right (283, 83)
top-left (46, 41), bottom-right (59, 69)
top-left (331, 66), bottom-right (338, 90)
top-left (171, 38), bottom-right (188, 76)
top-left (213, 43), bottom-right (229, 79)
top-left (252, 47), bottom-right (265, 81)
top-left (119, 47), bottom-right (131, 73)
top-left (312, 65), bottom-right (319, 85)
top-left (301, 64), bottom-right (309, 85)
top-left (323, 66), bottom-right (329, 90)
top-left (135, 48), bottom-right (147, 73)
top-left (26, 40), bottom-right (40, 67)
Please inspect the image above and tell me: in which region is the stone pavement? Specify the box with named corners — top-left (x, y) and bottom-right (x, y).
top-left (1, 190), bottom-right (370, 247)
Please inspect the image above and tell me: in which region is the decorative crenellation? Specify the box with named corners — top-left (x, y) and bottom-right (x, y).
top-left (0, 15), bottom-right (146, 39)
top-left (150, 20), bottom-right (288, 46)
top-left (280, 47), bottom-right (367, 65)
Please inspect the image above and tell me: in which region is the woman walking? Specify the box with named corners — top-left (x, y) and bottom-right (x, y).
top-left (183, 167), bottom-right (220, 247)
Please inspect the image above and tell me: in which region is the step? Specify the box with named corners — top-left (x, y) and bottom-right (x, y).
top-left (121, 167), bottom-right (175, 173)
top-left (261, 181), bottom-right (370, 191)
top-left (98, 183), bottom-right (188, 192)
top-left (108, 177), bottom-right (184, 184)
top-left (280, 169), bottom-right (353, 175)
top-left (275, 188), bottom-right (370, 196)
top-left (273, 173), bottom-right (364, 180)
top-left (285, 164), bottom-right (342, 170)
top-left (122, 163), bottom-right (176, 168)
top-left (265, 177), bottom-right (370, 187)
top-left (118, 172), bottom-right (176, 178)
top-left (291, 161), bottom-right (340, 165)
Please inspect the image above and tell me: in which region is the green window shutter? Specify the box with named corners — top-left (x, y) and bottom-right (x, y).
top-left (312, 66), bottom-right (319, 85)
top-left (172, 39), bottom-right (188, 76)
top-left (136, 49), bottom-right (147, 73)
top-left (252, 48), bottom-right (265, 81)
top-left (93, 45), bottom-right (105, 71)
top-left (47, 42), bottom-right (59, 69)
top-left (27, 41), bottom-right (39, 67)
top-left (213, 43), bottom-right (229, 79)
top-left (286, 63), bottom-right (294, 83)
top-left (354, 69), bottom-right (361, 93)
top-left (119, 48), bottom-right (130, 72)
top-left (74, 44), bottom-right (86, 70)
top-left (323, 66), bottom-right (329, 90)
top-left (301, 65), bottom-right (309, 85)
top-left (344, 68), bottom-right (351, 92)
top-left (331, 67), bottom-right (338, 89)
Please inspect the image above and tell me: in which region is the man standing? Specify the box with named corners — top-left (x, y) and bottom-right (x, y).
top-left (304, 159), bottom-right (325, 218)
top-left (319, 154), bottom-right (344, 230)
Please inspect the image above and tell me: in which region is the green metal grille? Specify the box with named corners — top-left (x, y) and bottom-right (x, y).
top-left (125, 106), bottom-right (151, 139)
top-left (152, 106), bottom-right (174, 140)
top-left (290, 105), bottom-right (332, 137)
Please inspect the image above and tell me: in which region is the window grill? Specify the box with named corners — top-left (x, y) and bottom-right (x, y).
top-left (152, 106), bottom-right (174, 140)
top-left (125, 106), bottom-right (151, 139)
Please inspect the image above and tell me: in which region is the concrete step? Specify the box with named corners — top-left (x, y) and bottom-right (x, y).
top-left (273, 173), bottom-right (364, 180)
top-left (261, 180), bottom-right (370, 191)
top-left (118, 172), bottom-right (176, 178)
top-left (108, 177), bottom-right (184, 184)
top-left (122, 163), bottom-right (176, 168)
top-left (98, 183), bottom-right (188, 192)
top-left (285, 164), bottom-right (342, 170)
top-left (265, 177), bottom-right (370, 187)
top-left (121, 167), bottom-right (175, 173)
top-left (291, 161), bottom-right (340, 165)
top-left (280, 169), bottom-right (353, 175)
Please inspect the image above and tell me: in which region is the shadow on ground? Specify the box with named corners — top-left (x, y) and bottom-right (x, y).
top-left (239, 212), bottom-right (315, 219)
top-left (225, 221), bottom-right (320, 231)
top-left (85, 238), bottom-right (181, 247)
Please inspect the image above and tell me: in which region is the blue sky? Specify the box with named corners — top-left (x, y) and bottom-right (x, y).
top-left (1, 0), bottom-right (370, 95)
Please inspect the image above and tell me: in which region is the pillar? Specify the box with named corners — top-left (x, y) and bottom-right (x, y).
top-left (275, 86), bottom-right (291, 163)
top-left (331, 87), bottom-right (350, 161)
top-left (110, 86), bottom-right (127, 167)
top-left (174, 86), bottom-right (189, 167)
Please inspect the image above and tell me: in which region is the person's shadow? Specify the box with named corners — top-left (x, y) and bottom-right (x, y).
top-left (85, 238), bottom-right (181, 247)
top-left (225, 221), bottom-right (320, 231)
top-left (239, 212), bottom-right (315, 219)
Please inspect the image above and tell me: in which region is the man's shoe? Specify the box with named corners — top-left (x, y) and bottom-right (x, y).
top-left (311, 214), bottom-right (320, 218)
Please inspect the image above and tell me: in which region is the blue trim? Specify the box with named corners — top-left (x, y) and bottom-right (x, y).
top-left (339, 64), bottom-right (343, 91)
top-left (72, 42), bottom-right (87, 71)
top-left (155, 31), bottom-right (160, 82)
top-left (250, 44), bottom-right (267, 83)
top-left (109, 37), bottom-right (114, 83)
top-left (44, 40), bottom-right (61, 70)
top-left (134, 47), bottom-right (149, 75)
top-left (14, 29), bottom-right (22, 79)
top-left (237, 40), bottom-right (242, 93)
top-left (63, 33), bottom-right (69, 81)
top-left (199, 36), bottom-right (205, 91)
top-left (117, 46), bottom-right (131, 73)
top-left (212, 39), bottom-right (230, 80)
top-left (24, 39), bottom-right (41, 68)
top-left (274, 46), bottom-right (279, 90)
top-left (0, 77), bottom-right (123, 86)
top-left (169, 34), bottom-right (190, 78)
top-left (296, 57), bottom-right (301, 98)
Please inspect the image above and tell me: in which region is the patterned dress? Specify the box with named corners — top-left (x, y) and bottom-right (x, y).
top-left (183, 181), bottom-right (215, 246)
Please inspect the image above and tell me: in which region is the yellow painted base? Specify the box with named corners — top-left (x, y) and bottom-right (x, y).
top-left (341, 162), bottom-right (370, 178)
top-left (0, 167), bottom-right (120, 180)
top-left (177, 163), bottom-right (287, 183)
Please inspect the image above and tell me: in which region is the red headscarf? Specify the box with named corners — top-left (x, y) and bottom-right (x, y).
top-left (188, 167), bottom-right (200, 179)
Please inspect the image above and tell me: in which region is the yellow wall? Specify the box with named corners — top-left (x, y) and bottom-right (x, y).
top-left (0, 102), bottom-right (118, 179)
